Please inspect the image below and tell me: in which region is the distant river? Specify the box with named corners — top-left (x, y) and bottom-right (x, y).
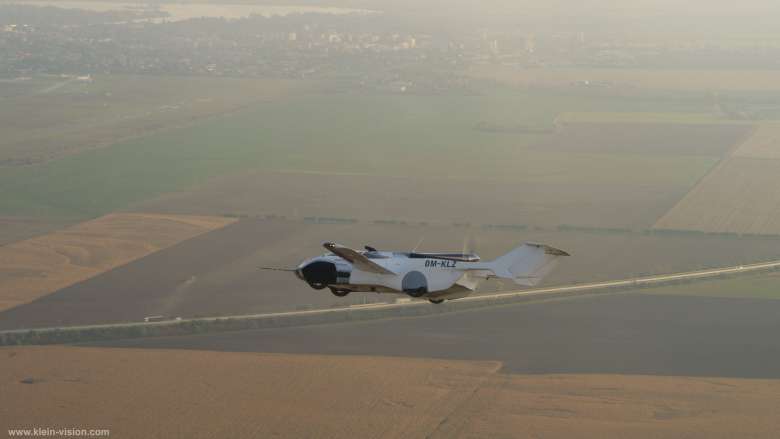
top-left (1, 1), bottom-right (377, 20)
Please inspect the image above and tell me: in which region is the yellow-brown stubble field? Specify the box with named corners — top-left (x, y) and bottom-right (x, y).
top-left (0, 213), bottom-right (235, 312)
top-left (1, 346), bottom-right (779, 439)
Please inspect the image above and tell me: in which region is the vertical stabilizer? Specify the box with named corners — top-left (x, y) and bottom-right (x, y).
top-left (486, 242), bottom-right (569, 286)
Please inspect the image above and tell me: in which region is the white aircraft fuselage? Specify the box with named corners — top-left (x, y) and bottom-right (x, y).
top-left (294, 242), bottom-right (569, 304)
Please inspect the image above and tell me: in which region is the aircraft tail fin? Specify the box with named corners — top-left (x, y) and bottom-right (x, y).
top-left (485, 243), bottom-right (569, 286)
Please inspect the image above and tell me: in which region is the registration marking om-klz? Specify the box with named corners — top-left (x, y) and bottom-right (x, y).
top-left (425, 259), bottom-right (457, 268)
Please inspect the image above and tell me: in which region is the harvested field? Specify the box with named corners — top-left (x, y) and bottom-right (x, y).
top-left (0, 347), bottom-right (499, 439)
top-left (733, 124), bottom-right (780, 159)
top-left (3, 218), bottom-right (780, 330)
top-left (0, 213), bottom-right (235, 312)
top-left (653, 157), bottom-right (780, 235)
top-left (439, 373), bottom-right (780, 439)
top-left (2, 347), bottom-right (780, 439)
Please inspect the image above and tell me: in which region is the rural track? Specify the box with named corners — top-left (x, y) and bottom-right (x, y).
top-left (2, 258), bottom-right (779, 337)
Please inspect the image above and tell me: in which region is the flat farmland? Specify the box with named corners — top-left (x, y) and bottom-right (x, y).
top-left (733, 124), bottom-right (780, 159)
top-left (654, 157), bottom-right (780, 235)
top-left (108, 294), bottom-right (780, 379)
top-left (0, 75), bottom-right (304, 166)
top-left (133, 122), bottom-right (745, 230)
top-left (0, 347), bottom-right (499, 439)
top-left (5, 347), bottom-right (780, 439)
top-left (0, 216), bottom-right (75, 247)
top-left (469, 65), bottom-right (780, 92)
top-left (638, 271), bottom-right (780, 300)
top-left (3, 218), bottom-right (780, 329)
top-left (0, 90), bottom-right (721, 220)
top-left (531, 122), bottom-right (748, 156)
top-left (0, 213), bottom-right (235, 313)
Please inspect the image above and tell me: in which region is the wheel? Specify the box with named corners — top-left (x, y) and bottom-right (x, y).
top-left (309, 283), bottom-right (327, 290)
top-left (330, 288), bottom-right (350, 297)
top-left (406, 287), bottom-right (427, 298)
top-left (428, 299), bottom-right (445, 305)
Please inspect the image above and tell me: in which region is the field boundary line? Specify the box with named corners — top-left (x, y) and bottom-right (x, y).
top-left (652, 123), bottom-right (758, 230)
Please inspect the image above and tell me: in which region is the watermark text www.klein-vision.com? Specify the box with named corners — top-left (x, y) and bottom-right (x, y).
top-left (7, 427), bottom-right (110, 437)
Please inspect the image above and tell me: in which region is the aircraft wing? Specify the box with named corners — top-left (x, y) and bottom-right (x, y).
top-left (322, 242), bottom-right (395, 275)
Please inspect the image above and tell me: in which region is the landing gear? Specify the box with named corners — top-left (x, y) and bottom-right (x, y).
top-left (330, 288), bottom-right (351, 297)
top-left (428, 299), bottom-right (445, 305)
top-left (406, 287), bottom-right (427, 298)
top-left (309, 283), bottom-right (327, 290)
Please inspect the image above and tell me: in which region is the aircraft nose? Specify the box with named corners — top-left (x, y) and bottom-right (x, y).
top-left (299, 261), bottom-right (337, 287)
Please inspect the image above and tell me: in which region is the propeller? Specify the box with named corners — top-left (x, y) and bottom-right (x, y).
top-left (258, 267), bottom-right (296, 272)
top-left (462, 233), bottom-right (478, 257)
top-left (412, 236), bottom-right (425, 253)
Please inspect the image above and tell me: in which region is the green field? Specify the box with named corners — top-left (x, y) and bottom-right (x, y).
top-left (641, 272), bottom-right (780, 300)
top-left (0, 75), bottom-right (301, 166)
top-left (0, 87), bottom-right (722, 219)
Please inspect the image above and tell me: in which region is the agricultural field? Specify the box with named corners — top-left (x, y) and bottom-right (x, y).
top-left (109, 293), bottom-right (780, 379)
top-left (0, 213), bottom-right (235, 313)
top-left (0, 216), bottom-right (75, 247)
top-left (3, 218), bottom-right (780, 329)
top-left (0, 88), bottom-right (726, 222)
top-left (733, 124), bottom-right (780, 158)
top-left (653, 123), bottom-right (780, 235)
top-left (469, 64), bottom-right (780, 92)
top-left (130, 121), bottom-right (744, 230)
top-left (0, 75), bottom-right (304, 166)
top-left (0, 81), bottom-right (772, 329)
top-left (5, 346), bottom-right (779, 439)
top-left (639, 271), bottom-right (780, 300)
top-left (653, 157), bottom-right (780, 235)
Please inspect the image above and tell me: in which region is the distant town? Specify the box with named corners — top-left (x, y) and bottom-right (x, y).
top-left (2, 3), bottom-right (780, 93)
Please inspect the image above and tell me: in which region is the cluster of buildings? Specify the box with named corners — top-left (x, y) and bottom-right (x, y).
top-left (2, 4), bottom-right (780, 87)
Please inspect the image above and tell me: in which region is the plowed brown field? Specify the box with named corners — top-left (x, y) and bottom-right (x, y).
top-left (0, 213), bottom-right (235, 312)
top-left (1, 347), bottom-right (779, 439)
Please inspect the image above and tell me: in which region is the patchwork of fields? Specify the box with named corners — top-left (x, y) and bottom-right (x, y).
top-left (3, 74), bottom-right (780, 438)
top-left (3, 218), bottom-right (780, 330)
top-left (133, 122), bottom-right (744, 230)
top-left (1, 77), bottom-right (777, 328)
top-left (0, 90), bottom-right (724, 220)
top-left (0, 213), bottom-right (235, 312)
